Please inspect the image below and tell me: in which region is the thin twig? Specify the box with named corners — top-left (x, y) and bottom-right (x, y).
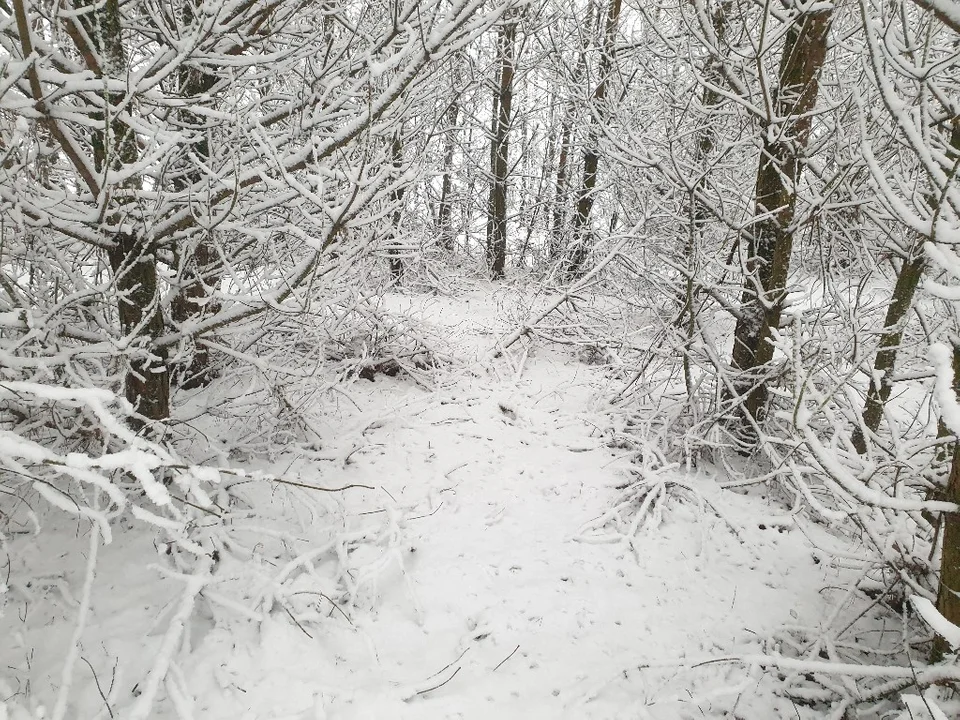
top-left (80, 657), bottom-right (114, 719)
top-left (169, 494), bottom-right (222, 518)
top-left (414, 666), bottom-right (461, 697)
top-left (493, 644), bottom-right (520, 672)
top-left (177, 463), bottom-right (373, 493)
top-left (444, 462), bottom-right (469, 478)
top-left (426, 647), bottom-right (470, 681)
top-left (408, 502), bottom-right (443, 521)
top-left (281, 603), bottom-right (313, 639)
top-left (269, 477), bottom-right (374, 493)
top-left (292, 590), bottom-right (355, 626)
top-left (381, 486), bottom-right (398, 503)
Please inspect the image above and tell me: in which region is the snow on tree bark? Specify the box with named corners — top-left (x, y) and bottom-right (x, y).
top-left (933, 339), bottom-right (960, 660)
top-left (78, 0), bottom-right (170, 422)
top-left (563, 0), bottom-right (622, 281)
top-left (730, 7), bottom-right (833, 431)
top-left (486, 16), bottom-right (517, 280)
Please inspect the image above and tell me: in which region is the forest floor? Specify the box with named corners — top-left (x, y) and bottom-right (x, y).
top-left (1, 281), bottom-right (876, 719)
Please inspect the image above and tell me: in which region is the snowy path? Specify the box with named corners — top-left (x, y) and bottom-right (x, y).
top-left (181, 289), bottom-right (837, 719)
top-left (1, 287), bottom-right (845, 720)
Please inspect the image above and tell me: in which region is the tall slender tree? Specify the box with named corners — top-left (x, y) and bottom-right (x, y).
top-left (168, 1), bottom-right (226, 389)
top-left (437, 61), bottom-right (464, 253)
top-left (730, 6), bottom-right (834, 430)
top-left (388, 131), bottom-right (407, 283)
top-left (853, 82), bottom-right (960, 453)
top-left (563, 0), bottom-right (622, 279)
top-left (486, 16), bottom-right (517, 279)
top-left (68, 0), bottom-right (170, 421)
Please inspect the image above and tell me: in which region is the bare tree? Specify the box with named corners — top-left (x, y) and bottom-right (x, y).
top-left (1, 0), bottom-right (510, 425)
top-left (437, 61), bottom-right (464, 254)
top-left (10, 0), bottom-right (172, 421)
top-left (486, 15), bottom-right (518, 279)
top-left (730, 6), bottom-right (834, 429)
top-left (388, 131), bottom-right (407, 283)
top-left (853, 55), bottom-right (960, 453)
top-left (563, 0), bottom-right (622, 280)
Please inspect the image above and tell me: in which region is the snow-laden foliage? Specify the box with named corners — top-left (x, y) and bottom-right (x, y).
top-left (3, 0), bottom-right (960, 717)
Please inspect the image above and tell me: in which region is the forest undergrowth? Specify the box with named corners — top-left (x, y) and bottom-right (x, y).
top-left (1, 259), bottom-right (958, 719)
top-left (3, 0), bottom-right (960, 716)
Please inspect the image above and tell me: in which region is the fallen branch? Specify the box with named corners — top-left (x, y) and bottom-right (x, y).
top-left (489, 236), bottom-right (631, 358)
top-left (493, 644), bottom-right (520, 672)
top-left (410, 667), bottom-right (461, 698)
top-left (128, 560), bottom-right (212, 720)
top-left (52, 527), bottom-right (100, 720)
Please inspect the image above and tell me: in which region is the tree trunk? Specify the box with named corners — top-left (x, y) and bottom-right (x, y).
top-left (78, 0), bottom-right (170, 422)
top-left (729, 8), bottom-right (833, 429)
top-left (563, 0), bottom-right (622, 280)
top-left (854, 123), bottom-right (959, 453)
top-left (551, 117), bottom-right (573, 260)
top-left (437, 60), bottom-right (462, 254)
top-left (486, 19), bottom-right (516, 280)
top-left (851, 246), bottom-right (925, 453)
top-left (388, 133), bottom-right (406, 283)
top-left (934, 338), bottom-right (960, 661)
top-left (108, 234), bottom-right (170, 422)
top-left (437, 101), bottom-right (459, 253)
top-left (169, 2), bottom-right (223, 389)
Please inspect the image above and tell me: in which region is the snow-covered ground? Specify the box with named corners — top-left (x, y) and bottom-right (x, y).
top-left (1, 284), bottom-right (876, 719)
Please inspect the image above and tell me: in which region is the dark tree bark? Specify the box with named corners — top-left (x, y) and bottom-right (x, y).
top-left (77, 0), bottom-right (170, 422)
top-left (551, 117), bottom-right (573, 260)
top-left (854, 123), bottom-right (960, 453)
top-left (486, 18), bottom-right (516, 280)
top-left (934, 338), bottom-right (960, 661)
top-left (851, 245), bottom-right (925, 453)
top-left (388, 132), bottom-right (406, 282)
top-left (563, 0), bottom-right (622, 280)
top-left (169, 1), bottom-right (223, 389)
top-left (107, 235), bottom-right (170, 422)
top-left (437, 63), bottom-right (462, 254)
top-left (729, 8), bottom-right (833, 429)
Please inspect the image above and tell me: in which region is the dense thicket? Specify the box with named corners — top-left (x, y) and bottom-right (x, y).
top-left (2, 0), bottom-right (960, 714)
